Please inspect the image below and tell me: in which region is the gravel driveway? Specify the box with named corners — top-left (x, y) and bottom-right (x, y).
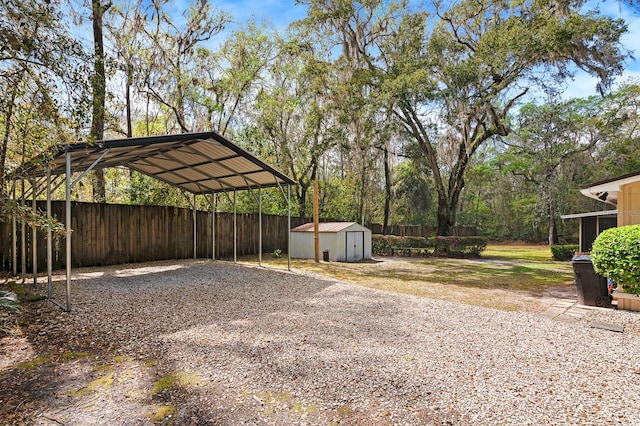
top-left (12, 259), bottom-right (640, 425)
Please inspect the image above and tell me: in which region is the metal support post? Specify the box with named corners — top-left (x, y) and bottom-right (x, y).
top-left (65, 150), bottom-right (72, 312)
top-left (233, 191), bottom-right (237, 263)
top-left (47, 166), bottom-right (52, 299)
top-left (211, 192), bottom-right (216, 260)
top-left (12, 181), bottom-right (17, 277)
top-left (193, 193), bottom-right (197, 259)
top-left (258, 187), bottom-right (262, 267)
top-left (31, 179), bottom-right (37, 286)
top-left (287, 185), bottom-right (291, 271)
top-left (21, 179), bottom-right (26, 282)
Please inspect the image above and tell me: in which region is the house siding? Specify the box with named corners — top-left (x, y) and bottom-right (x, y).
top-left (619, 181), bottom-right (640, 226)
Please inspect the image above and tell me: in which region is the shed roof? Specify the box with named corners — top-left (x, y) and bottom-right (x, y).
top-left (11, 131), bottom-right (295, 194)
top-left (579, 170), bottom-right (640, 205)
top-left (291, 222), bottom-right (369, 233)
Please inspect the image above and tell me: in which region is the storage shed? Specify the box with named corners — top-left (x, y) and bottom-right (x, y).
top-left (291, 222), bottom-right (371, 262)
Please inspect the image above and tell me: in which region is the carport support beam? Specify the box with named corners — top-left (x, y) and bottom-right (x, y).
top-left (47, 166), bottom-right (52, 299)
top-left (65, 150), bottom-right (72, 312)
top-left (259, 187), bottom-right (262, 267)
top-left (21, 179), bottom-right (26, 282)
top-left (233, 190), bottom-right (237, 263)
top-left (211, 192), bottom-right (216, 260)
top-left (288, 184), bottom-right (291, 271)
top-left (32, 178), bottom-right (37, 286)
top-left (193, 193), bottom-right (197, 259)
top-left (12, 181), bottom-right (17, 277)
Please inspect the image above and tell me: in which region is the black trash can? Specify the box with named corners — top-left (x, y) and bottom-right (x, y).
top-left (323, 250), bottom-right (330, 262)
top-left (572, 254), bottom-right (609, 307)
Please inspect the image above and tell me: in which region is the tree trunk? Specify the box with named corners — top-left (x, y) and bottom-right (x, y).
top-left (0, 82), bottom-right (19, 199)
top-left (382, 145), bottom-right (391, 234)
top-left (125, 63), bottom-right (132, 138)
top-left (297, 180), bottom-right (310, 218)
top-left (90, 0), bottom-right (109, 203)
top-left (549, 196), bottom-right (558, 245)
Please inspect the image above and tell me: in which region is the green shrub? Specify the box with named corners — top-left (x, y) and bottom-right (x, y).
top-left (551, 244), bottom-right (578, 261)
top-left (372, 235), bottom-right (430, 255)
top-left (372, 234), bottom-right (486, 258)
top-left (372, 234), bottom-right (393, 255)
top-left (591, 225), bottom-right (640, 295)
top-left (430, 236), bottom-right (487, 257)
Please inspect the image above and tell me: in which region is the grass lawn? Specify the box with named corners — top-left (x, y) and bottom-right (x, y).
top-left (245, 243), bottom-right (575, 313)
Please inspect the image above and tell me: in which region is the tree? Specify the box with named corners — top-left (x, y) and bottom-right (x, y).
top-left (595, 81), bottom-right (640, 176)
top-left (0, 0), bottom-right (89, 199)
top-left (106, 0), bottom-right (147, 138)
top-left (193, 22), bottom-right (274, 135)
top-left (298, 0), bottom-right (406, 225)
top-left (141, 0), bottom-right (230, 133)
top-left (499, 96), bottom-right (625, 244)
top-left (90, 0), bottom-right (111, 203)
top-left (250, 33), bottom-right (337, 217)
top-left (380, 0), bottom-right (628, 235)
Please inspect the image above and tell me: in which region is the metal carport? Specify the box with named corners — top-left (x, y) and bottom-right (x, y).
top-left (9, 131), bottom-right (296, 311)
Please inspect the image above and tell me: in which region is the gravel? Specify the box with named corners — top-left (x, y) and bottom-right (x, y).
top-left (44, 259), bottom-right (640, 424)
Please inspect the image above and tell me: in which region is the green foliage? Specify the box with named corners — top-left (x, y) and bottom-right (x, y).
top-left (272, 249), bottom-right (283, 259)
top-left (372, 234), bottom-right (487, 257)
top-left (432, 236), bottom-right (488, 258)
top-left (379, 0), bottom-right (628, 234)
top-left (550, 245), bottom-right (579, 261)
top-left (390, 159), bottom-right (435, 226)
top-left (372, 235), bottom-right (430, 255)
top-left (591, 225), bottom-right (640, 294)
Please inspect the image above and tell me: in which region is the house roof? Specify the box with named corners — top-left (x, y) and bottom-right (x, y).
top-left (291, 222), bottom-right (369, 233)
top-left (10, 131), bottom-right (295, 195)
top-left (580, 170), bottom-right (640, 205)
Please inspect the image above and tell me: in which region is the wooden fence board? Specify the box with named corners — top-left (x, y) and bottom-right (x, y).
top-left (0, 201), bottom-right (476, 270)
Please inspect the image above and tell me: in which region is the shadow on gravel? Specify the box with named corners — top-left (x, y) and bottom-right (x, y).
top-left (2, 259), bottom-right (341, 424)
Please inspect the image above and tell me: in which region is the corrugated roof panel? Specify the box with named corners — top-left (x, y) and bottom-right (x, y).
top-left (131, 164), bottom-right (164, 175)
top-left (192, 140), bottom-right (236, 159)
top-left (172, 168), bottom-right (210, 182)
top-left (136, 157), bottom-right (176, 171)
top-left (218, 175), bottom-right (249, 188)
top-left (164, 150), bottom-right (207, 166)
top-left (220, 156), bottom-right (261, 174)
top-left (196, 162), bottom-right (237, 177)
top-left (198, 179), bottom-right (225, 190)
top-left (249, 171), bottom-right (283, 187)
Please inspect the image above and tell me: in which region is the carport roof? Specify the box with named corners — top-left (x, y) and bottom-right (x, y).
top-left (12, 131), bottom-right (295, 194)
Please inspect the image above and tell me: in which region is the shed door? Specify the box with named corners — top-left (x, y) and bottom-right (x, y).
top-left (346, 231), bottom-right (364, 262)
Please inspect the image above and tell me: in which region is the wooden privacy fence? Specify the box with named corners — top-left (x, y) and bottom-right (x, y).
top-left (1, 201), bottom-right (308, 271)
top-left (0, 201), bottom-right (477, 271)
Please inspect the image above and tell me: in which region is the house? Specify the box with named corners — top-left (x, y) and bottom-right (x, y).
top-left (291, 222), bottom-right (372, 262)
top-left (562, 170), bottom-right (640, 252)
